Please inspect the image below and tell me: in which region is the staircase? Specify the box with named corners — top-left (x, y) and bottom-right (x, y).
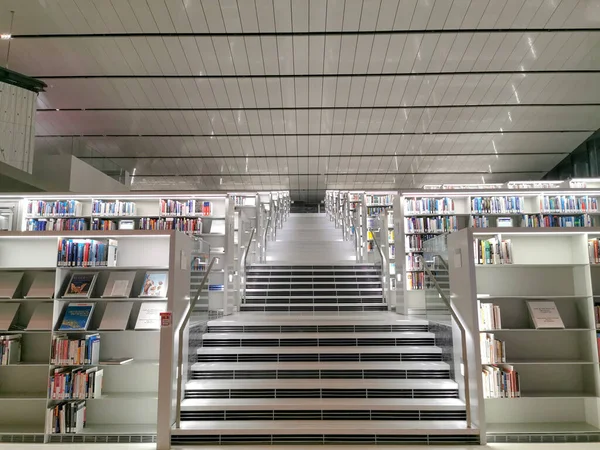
top-left (172, 264), bottom-right (477, 445)
top-left (241, 264), bottom-right (388, 312)
top-left (171, 215), bottom-right (477, 445)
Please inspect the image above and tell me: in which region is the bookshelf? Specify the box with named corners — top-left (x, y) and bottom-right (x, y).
top-left (447, 228), bottom-right (600, 439)
top-left (0, 230), bottom-right (193, 442)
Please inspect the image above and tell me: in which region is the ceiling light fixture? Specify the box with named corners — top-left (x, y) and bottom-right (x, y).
top-left (0, 34), bottom-right (11, 40)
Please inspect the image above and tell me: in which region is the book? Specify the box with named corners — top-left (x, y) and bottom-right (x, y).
top-left (46, 401), bottom-right (86, 434)
top-left (99, 357), bottom-right (133, 365)
top-left (98, 302), bottom-right (133, 330)
top-left (482, 364), bottom-right (521, 399)
top-left (57, 239), bottom-right (118, 267)
top-left (473, 237), bottom-right (512, 265)
top-left (0, 271), bottom-right (24, 298)
top-left (480, 333), bottom-right (506, 364)
top-left (27, 303), bottom-right (54, 330)
top-left (63, 273), bottom-right (98, 298)
top-left (25, 272), bottom-right (55, 298)
top-left (58, 303), bottom-right (95, 331)
top-left (139, 272), bottom-right (168, 298)
top-left (135, 301), bottom-right (167, 330)
top-left (51, 334), bottom-right (100, 365)
top-left (0, 334), bottom-right (21, 365)
top-left (49, 367), bottom-right (103, 400)
top-left (527, 301), bottom-right (565, 329)
top-left (0, 303), bottom-right (20, 330)
top-left (101, 271), bottom-right (136, 298)
top-left (478, 301), bottom-right (502, 331)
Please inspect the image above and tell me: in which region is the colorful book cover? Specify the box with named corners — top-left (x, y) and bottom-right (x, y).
top-left (58, 303), bottom-right (95, 330)
top-left (139, 272), bottom-right (168, 298)
top-left (63, 273), bottom-right (98, 298)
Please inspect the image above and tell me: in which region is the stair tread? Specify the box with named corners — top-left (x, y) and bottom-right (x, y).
top-left (185, 379), bottom-right (458, 390)
top-left (241, 303), bottom-right (387, 307)
top-left (202, 332), bottom-right (434, 340)
top-left (246, 288), bottom-right (383, 291)
top-left (173, 420), bottom-right (476, 435)
top-left (197, 346), bottom-right (442, 355)
top-left (208, 315), bottom-right (428, 327)
top-left (191, 361), bottom-right (449, 371)
top-left (180, 398), bottom-right (465, 411)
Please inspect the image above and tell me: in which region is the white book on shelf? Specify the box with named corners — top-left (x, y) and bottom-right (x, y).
top-left (101, 271), bottom-right (136, 298)
top-left (26, 303), bottom-right (54, 330)
top-left (135, 301), bottom-right (167, 330)
top-left (0, 271), bottom-right (24, 298)
top-left (24, 272), bottom-right (55, 299)
top-left (98, 302), bottom-right (133, 330)
top-left (0, 303), bottom-right (19, 330)
top-left (527, 301), bottom-right (565, 329)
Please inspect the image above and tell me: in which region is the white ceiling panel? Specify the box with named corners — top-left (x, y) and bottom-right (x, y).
top-left (3, 1), bottom-right (600, 197)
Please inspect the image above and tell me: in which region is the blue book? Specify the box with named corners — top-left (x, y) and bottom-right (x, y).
top-left (58, 303), bottom-right (95, 331)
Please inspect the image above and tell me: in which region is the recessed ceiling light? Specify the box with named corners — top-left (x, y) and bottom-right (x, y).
top-left (0, 34), bottom-right (11, 40)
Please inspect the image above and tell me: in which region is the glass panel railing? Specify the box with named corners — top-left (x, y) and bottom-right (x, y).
top-left (419, 233), bottom-right (472, 429)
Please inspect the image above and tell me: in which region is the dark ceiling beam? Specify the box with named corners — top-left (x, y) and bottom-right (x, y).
top-left (36, 130), bottom-right (596, 138)
top-left (35, 69), bottom-right (600, 79)
top-left (36, 103), bottom-right (600, 112)
top-left (12, 28), bottom-right (600, 38)
top-left (76, 152), bottom-right (568, 159)
top-left (133, 170), bottom-right (546, 177)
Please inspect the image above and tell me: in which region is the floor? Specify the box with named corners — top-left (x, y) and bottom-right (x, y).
top-left (266, 213), bottom-right (356, 264)
top-left (3, 444), bottom-right (600, 450)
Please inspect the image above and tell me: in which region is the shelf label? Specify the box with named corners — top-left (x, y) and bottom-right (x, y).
top-left (160, 311), bottom-right (172, 327)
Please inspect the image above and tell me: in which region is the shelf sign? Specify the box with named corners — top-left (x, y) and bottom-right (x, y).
top-left (507, 181), bottom-right (564, 189)
top-left (160, 311), bottom-right (172, 327)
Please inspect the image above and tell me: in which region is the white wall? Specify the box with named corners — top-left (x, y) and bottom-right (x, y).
top-left (69, 155), bottom-right (130, 193)
top-left (0, 81), bottom-right (36, 173)
top-left (33, 154), bottom-right (130, 193)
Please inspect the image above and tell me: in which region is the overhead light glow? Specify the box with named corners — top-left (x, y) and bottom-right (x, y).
top-left (0, 34), bottom-right (11, 40)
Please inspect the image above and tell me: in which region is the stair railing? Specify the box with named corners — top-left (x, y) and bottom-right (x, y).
top-left (370, 234), bottom-right (388, 306)
top-left (174, 257), bottom-right (217, 429)
top-left (261, 216), bottom-right (271, 263)
top-left (241, 227), bottom-right (256, 301)
top-left (416, 253), bottom-right (472, 429)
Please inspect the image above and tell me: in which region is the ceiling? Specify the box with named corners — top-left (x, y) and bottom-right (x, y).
top-left (1, 0), bottom-right (599, 202)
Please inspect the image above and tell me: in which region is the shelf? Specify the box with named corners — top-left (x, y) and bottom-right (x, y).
top-left (0, 393), bottom-right (47, 400)
top-left (475, 264), bottom-right (587, 268)
top-left (91, 215), bottom-right (149, 219)
top-left (0, 362), bottom-right (49, 367)
top-left (56, 297), bottom-right (168, 302)
top-left (480, 329), bottom-right (592, 333)
top-left (404, 212), bottom-right (457, 216)
top-left (49, 392), bottom-right (157, 401)
top-left (59, 265), bottom-right (170, 271)
top-left (540, 211), bottom-right (594, 215)
top-left (54, 360), bottom-right (160, 367)
top-left (0, 425), bottom-right (45, 435)
top-left (470, 212), bottom-right (524, 216)
top-left (477, 295), bottom-right (589, 299)
top-left (52, 330), bottom-right (160, 334)
top-left (49, 423), bottom-right (157, 435)
top-left (486, 422), bottom-right (600, 434)
top-left (26, 215), bottom-right (85, 219)
top-left (404, 231), bottom-right (449, 235)
top-left (484, 360), bottom-right (595, 365)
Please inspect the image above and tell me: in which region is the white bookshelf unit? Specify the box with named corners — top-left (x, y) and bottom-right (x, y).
top-left (0, 230), bottom-right (193, 443)
top-left (447, 227), bottom-right (600, 440)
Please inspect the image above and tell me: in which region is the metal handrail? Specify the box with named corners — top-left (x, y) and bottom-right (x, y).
top-left (262, 216), bottom-right (271, 262)
top-left (416, 253), bottom-right (472, 429)
top-left (174, 257), bottom-right (216, 428)
top-left (243, 227), bottom-right (256, 268)
top-left (370, 233), bottom-right (388, 304)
